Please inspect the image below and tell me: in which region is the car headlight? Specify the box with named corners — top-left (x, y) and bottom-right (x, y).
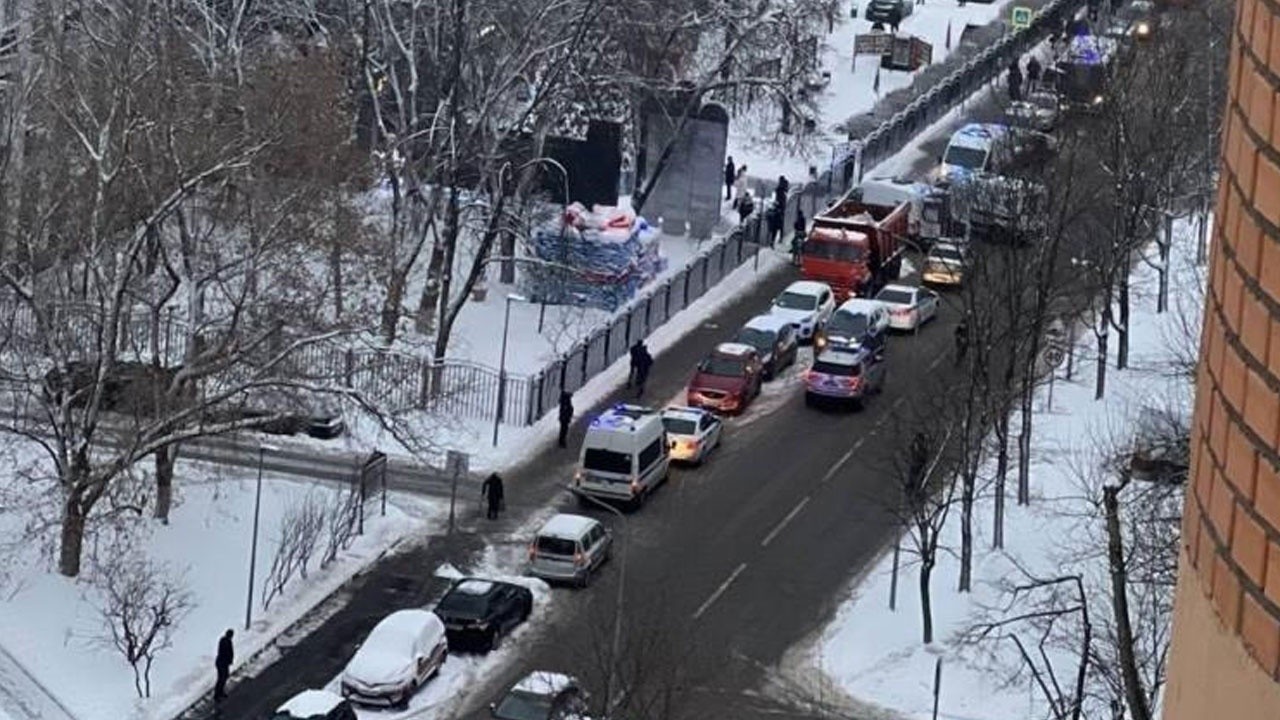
top-left (1092, 95), bottom-right (1104, 106)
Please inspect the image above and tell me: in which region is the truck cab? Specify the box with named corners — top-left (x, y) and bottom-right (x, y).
top-left (801, 196), bottom-right (908, 303)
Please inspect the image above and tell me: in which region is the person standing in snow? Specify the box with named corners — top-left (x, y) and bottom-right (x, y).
top-left (557, 391), bottom-right (574, 449)
top-left (481, 473), bottom-right (505, 519)
top-left (1026, 56), bottom-right (1042, 93)
top-left (214, 629), bottom-right (234, 702)
top-left (634, 344), bottom-right (654, 399)
top-left (1007, 60), bottom-right (1023, 102)
top-left (774, 175), bottom-right (790, 218)
top-left (724, 156), bottom-right (736, 201)
top-left (733, 165), bottom-right (749, 206)
top-left (628, 340), bottom-right (644, 387)
top-left (736, 191), bottom-right (755, 224)
top-left (791, 208), bottom-right (807, 263)
top-left (765, 198), bottom-right (783, 245)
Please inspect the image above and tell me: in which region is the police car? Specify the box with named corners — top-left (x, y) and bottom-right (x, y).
top-left (660, 406), bottom-right (723, 465)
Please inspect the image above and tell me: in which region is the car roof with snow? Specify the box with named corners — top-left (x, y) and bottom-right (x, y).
top-left (368, 609), bottom-right (442, 645)
top-left (277, 689), bottom-right (345, 717)
top-left (453, 579), bottom-right (496, 595)
top-left (713, 342), bottom-right (757, 357)
top-left (539, 513), bottom-right (598, 540)
top-left (949, 123), bottom-right (1006, 149)
top-left (742, 313), bottom-right (795, 333)
top-left (836, 298), bottom-right (886, 315)
top-left (814, 348), bottom-right (869, 366)
top-left (587, 403), bottom-right (662, 434)
top-left (662, 406), bottom-right (712, 423)
top-left (877, 283), bottom-right (919, 298)
top-left (779, 280), bottom-right (830, 297)
top-left (513, 671), bottom-right (578, 696)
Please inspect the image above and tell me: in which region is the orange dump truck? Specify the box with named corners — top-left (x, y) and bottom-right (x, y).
top-left (801, 197), bottom-right (908, 302)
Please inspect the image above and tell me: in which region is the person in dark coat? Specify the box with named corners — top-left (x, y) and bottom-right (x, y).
top-left (773, 175), bottom-right (790, 219)
top-left (214, 629), bottom-right (234, 701)
top-left (634, 344), bottom-right (654, 398)
top-left (724, 156), bottom-right (736, 200)
top-left (1026, 56), bottom-right (1042, 92)
top-left (481, 473), bottom-right (505, 520)
top-left (557, 391), bottom-right (574, 448)
top-left (1007, 60), bottom-right (1023, 102)
top-left (890, 16), bottom-right (900, 34)
top-left (628, 340), bottom-right (644, 387)
top-left (765, 200), bottom-right (783, 245)
top-left (736, 191), bottom-right (755, 223)
top-left (791, 208), bottom-right (807, 263)
top-left (954, 318), bottom-right (969, 366)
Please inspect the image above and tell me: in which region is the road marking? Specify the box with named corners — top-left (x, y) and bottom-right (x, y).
top-left (762, 496), bottom-right (811, 547)
top-left (693, 562), bottom-right (748, 620)
top-left (928, 354), bottom-right (945, 371)
top-left (820, 448), bottom-right (855, 484)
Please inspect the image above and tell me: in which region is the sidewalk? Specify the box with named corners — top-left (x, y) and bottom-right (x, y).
top-left (0, 644), bottom-right (77, 720)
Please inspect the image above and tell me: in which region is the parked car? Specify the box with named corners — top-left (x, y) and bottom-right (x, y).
top-left (816, 298), bottom-right (890, 354)
top-left (433, 578), bottom-right (533, 652)
top-left (527, 514), bottom-right (613, 588)
top-left (272, 690), bottom-right (357, 720)
top-left (340, 609), bottom-right (448, 708)
top-left (874, 284), bottom-right (940, 332)
top-left (864, 0), bottom-right (913, 25)
top-left (490, 672), bottom-right (589, 720)
top-left (573, 404), bottom-right (669, 508)
top-left (804, 347), bottom-right (887, 410)
top-left (733, 314), bottom-right (799, 379)
top-left (661, 406), bottom-right (723, 465)
top-left (686, 342), bottom-right (765, 415)
top-left (1006, 90), bottom-right (1061, 133)
top-left (921, 241), bottom-right (969, 287)
top-left (769, 280), bottom-right (836, 342)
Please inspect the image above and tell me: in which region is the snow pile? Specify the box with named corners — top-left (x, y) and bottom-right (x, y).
top-left (521, 203), bottom-right (666, 311)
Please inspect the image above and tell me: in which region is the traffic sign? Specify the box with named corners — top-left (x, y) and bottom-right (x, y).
top-left (446, 450), bottom-right (469, 478)
top-left (1044, 346), bottom-right (1065, 369)
top-left (1011, 6), bottom-right (1033, 30)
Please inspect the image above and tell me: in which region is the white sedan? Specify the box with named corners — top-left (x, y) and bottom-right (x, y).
top-left (874, 284), bottom-right (940, 332)
top-left (661, 406), bottom-right (723, 465)
top-left (340, 609), bottom-right (448, 708)
top-left (769, 280), bottom-right (836, 341)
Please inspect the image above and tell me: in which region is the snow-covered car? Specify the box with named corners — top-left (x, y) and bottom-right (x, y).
top-left (874, 284), bottom-right (940, 332)
top-left (1006, 91), bottom-right (1060, 133)
top-left (340, 609), bottom-right (448, 708)
top-left (769, 280), bottom-right (836, 341)
top-left (434, 578), bottom-right (533, 652)
top-left (490, 671), bottom-right (590, 720)
top-left (733, 313), bottom-right (799, 379)
top-left (921, 241), bottom-right (969, 287)
top-left (272, 690), bottom-right (357, 720)
top-left (661, 406), bottom-right (723, 465)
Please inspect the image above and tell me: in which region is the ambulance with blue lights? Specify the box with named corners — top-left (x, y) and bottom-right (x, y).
top-left (572, 404), bottom-right (670, 508)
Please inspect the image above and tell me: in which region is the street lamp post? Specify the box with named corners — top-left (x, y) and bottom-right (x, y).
top-left (245, 443), bottom-right (279, 631)
top-left (493, 294), bottom-right (529, 447)
top-left (569, 487), bottom-right (628, 713)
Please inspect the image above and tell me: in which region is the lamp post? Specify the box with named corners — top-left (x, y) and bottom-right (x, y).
top-left (245, 443), bottom-right (280, 631)
top-left (569, 487), bottom-right (627, 712)
top-left (493, 294), bottom-right (529, 446)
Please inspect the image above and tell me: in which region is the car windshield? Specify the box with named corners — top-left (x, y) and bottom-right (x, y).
top-left (437, 588), bottom-right (490, 615)
top-left (583, 448), bottom-right (632, 474)
top-left (699, 356), bottom-right (748, 377)
top-left (662, 417), bottom-right (698, 435)
top-left (535, 536), bottom-right (577, 556)
top-left (492, 690), bottom-right (554, 720)
top-left (734, 327), bottom-right (775, 352)
top-left (1030, 94), bottom-right (1057, 110)
top-left (812, 360), bottom-right (861, 377)
top-left (930, 246), bottom-right (963, 262)
top-left (943, 144), bottom-right (987, 170)
top-left (801, 239), bottom-right (865, 262)
top-left (876, 288), bottom-right (916, 305)
top-left (773, 291), bottom-right (817, 310)
top-left (826, 311), bottom-right (869, 338)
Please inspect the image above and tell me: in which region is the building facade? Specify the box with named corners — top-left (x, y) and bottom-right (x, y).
top-left (1162, 0), bottom-right (1280, 716)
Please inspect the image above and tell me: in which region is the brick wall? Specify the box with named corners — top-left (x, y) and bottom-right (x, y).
top-left (1178, 0), bottom-right (1280, 684)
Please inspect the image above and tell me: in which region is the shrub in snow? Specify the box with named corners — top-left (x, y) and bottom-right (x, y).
top-left (90, 557), bottom-right (193, 699)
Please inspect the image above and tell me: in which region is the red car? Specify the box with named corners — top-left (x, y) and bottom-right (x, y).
top-left (686, 343), bottom-right (764, 414)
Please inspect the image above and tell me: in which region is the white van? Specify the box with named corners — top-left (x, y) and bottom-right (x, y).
top-left (573, 404), bottom-right (670, 508)
top-left (936, 123), bottom-right (1004, 184)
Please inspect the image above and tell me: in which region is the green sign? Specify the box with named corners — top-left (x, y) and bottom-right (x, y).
top-left (1011, 6), bottom-right (1033, 29)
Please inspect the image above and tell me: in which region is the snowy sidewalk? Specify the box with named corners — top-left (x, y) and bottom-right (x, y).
top-left (0, 644), bottom-right (77, 720)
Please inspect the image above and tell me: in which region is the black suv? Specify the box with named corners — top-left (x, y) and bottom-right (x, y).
top-left (865, 0), bottom-right (913, 26)
top-left (434, 578), bottom-right (533, 652)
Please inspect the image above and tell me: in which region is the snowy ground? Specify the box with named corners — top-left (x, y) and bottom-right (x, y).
top-left (784, 219), bottom-right (1205, 719)
top-left (0, 447), bottom-right (445, 720)
top-left (727, 0), bottom-right (1015, 183)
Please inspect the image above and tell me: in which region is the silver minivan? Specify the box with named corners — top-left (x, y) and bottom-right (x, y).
top-left (527, 514), bottom-right (613, 588)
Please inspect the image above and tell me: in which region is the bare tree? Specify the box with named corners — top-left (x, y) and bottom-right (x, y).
top-left (262, 489), bottom-right (327, 610)
top-left (91, 557), bottom-right (194, 698)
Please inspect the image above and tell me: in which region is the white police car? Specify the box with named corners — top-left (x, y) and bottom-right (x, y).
top-left (660, 406), bottom-right (723, 465)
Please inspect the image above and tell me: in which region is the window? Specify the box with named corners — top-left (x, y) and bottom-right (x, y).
top-left (638, 438), bottom-right (662, 472)
top-left (778, 325), bottom-right (794, 345)
top-left (492, 691), bottom-right (555, 720)
top-left (583, 448), bottom-right (632, 474)
top-left (875, 288), bottom-right (915, 305)
top-left (774, 291), bottom-right (818, 310)
top-left (662, 417), bottom-right (697, 435)
top-left (733, 327), bottom-right (776, 354)
top-left (826, 311), bottom-right (870, 338)
top-left (536, 536), bottom-right (578, 556)
top-left (930, 246), bottom-right (964, 262)
top-left (698, 355), bottom-right (748, 377)
top-left (812, 359), bottom-right (862, 377)
top-left (700, 414), bottom-right (717, 431)
top-left (801, 240), bottom-right (865, 262)
top-left (943, 144), bottom-right (988, 170)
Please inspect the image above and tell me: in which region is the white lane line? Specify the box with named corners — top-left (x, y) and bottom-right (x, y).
top-left (762, 496), bottom-right (811, 547)
top-left (821, 448), bottom-right (855, 483)
top-left (693, 562), bottom-right (748, 620)
top-left (927, 354), bottom-right (945, 371)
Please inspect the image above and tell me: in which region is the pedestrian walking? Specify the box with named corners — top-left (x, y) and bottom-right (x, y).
top-left (1026, 56), bottom-right (1042, 93)
top-left (627, 339), bottom-right (644, 387)
top-left (724, 156), bottom-right (736, 201)
top-left (954, 319), bottom-right (969, 366)
top-left (766, 199), bottom-right (783, 245)
top-left (733, 165), bottom-right (749, 205)
top-left (557, 391), bottom-right (574, 449)
top-left (773, 175), bottom-right (790, 216)
top-left (1007, 60), bottom-right (1023, 103)
top-left (890, 16), bottom-right (900, 34)
top-left (792, 208), bottom-right (807, 263)
top-left (634, 343), bottom-right (654, 398)
top-left (214, 629), bottom-right (234, 702)
top-left (736, 191), bottom-right (755, 224)
top-left (481, 473), bottom-right (505, 520)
